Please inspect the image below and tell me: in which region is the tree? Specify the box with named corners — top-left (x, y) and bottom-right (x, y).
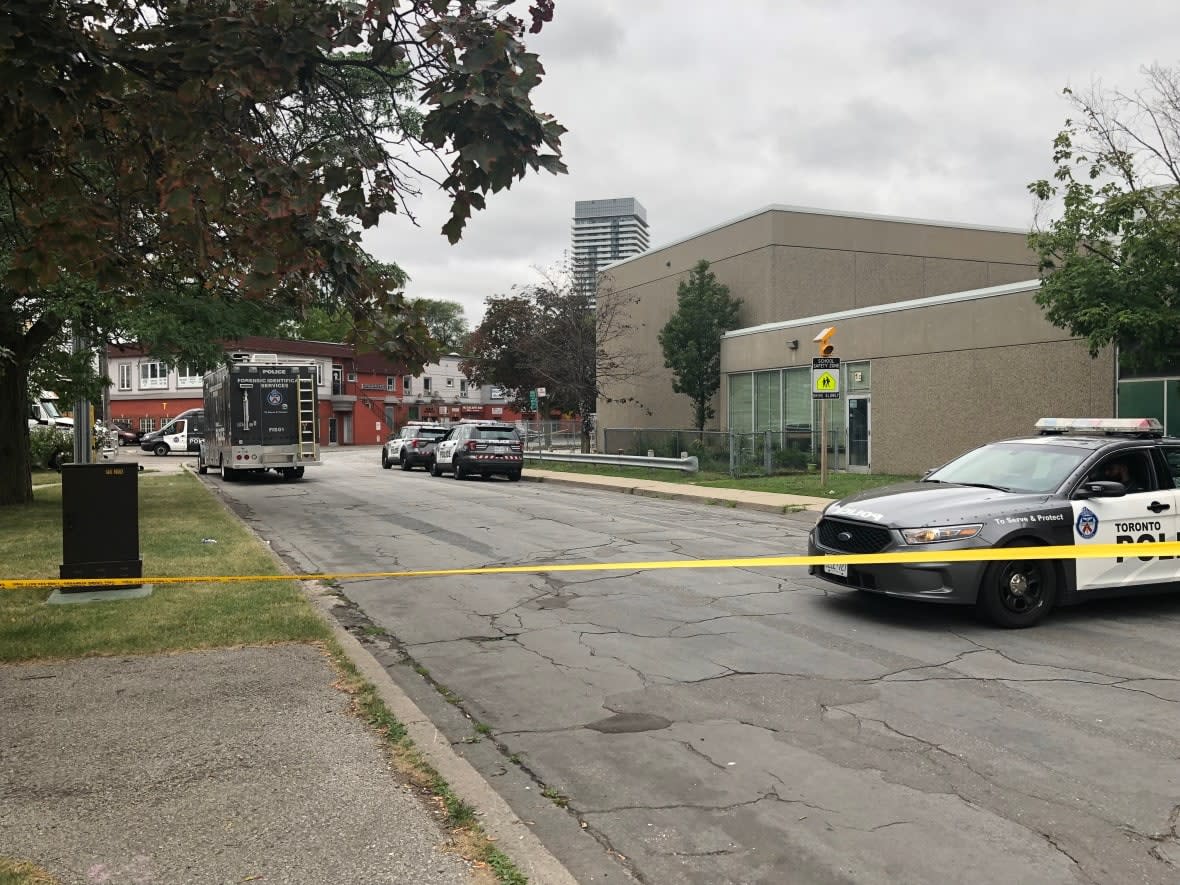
top-left (462, 268), bottom-right (644, 451)
top-left (658, 260), bottom-right (742, 432)
top-left (280, 306), bottom-right (356, 345)
top-left (1028, 65), bottom-right (1180, 374)
top-left (276, 260), bottom-right (412, 345)
top-left (410, 299), bottom-right (470, 351)
top-left (0, 0), bottom-right (564, 505)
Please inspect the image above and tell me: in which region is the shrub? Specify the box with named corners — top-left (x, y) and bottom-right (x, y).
top-left (774, 447), bottom-right (809, 472)
top-left (28, 426), bottom-right (73, 469)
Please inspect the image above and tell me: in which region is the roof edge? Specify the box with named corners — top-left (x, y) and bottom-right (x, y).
top-left (722, 279), bottom-right (1043, 339)
top-left (603, 203), bottom-right (1029, 273)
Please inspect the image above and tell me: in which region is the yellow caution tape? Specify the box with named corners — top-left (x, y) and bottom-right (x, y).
top-left (5, 541), bottom-right (1180, 591)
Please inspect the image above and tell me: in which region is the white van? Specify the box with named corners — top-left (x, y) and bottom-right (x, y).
top-left (27, 391), bottom-right (74, 429)
top-left (140, 408), bottom-right (205, 456)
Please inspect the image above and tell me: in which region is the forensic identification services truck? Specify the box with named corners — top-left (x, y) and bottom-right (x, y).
top-left (197, 353), bottom-right (320, 482)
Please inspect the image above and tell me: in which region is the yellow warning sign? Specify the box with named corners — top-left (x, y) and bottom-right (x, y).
top-left (812, 369), bottom-right (840, 398)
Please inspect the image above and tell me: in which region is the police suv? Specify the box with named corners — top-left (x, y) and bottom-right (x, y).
top-left (808, 418), bottom-right (1180, 627)
top-left (382, 422), bottom-right (447, 471)
top-left (431, 421), bottom-right (523, 481)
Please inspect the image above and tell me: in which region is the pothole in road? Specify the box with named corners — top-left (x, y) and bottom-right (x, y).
top-left (585, 712), bottom-right (672, 733)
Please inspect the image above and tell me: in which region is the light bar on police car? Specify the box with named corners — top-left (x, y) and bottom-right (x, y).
top-left (1035, 417), bottom-right (1163, 435)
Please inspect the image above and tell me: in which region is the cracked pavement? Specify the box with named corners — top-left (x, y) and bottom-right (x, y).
top-left (209, 449), bottom-right (1180, 885)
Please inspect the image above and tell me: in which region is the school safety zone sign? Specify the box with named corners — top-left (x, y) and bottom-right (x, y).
top-left (1071, 493), bottom-right (1180, 591)
top-left (812, 357), bottom-right (840, 399)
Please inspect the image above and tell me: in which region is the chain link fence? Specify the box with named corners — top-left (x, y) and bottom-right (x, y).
top-left (601, 427), bottom-right (848, 477)
top-left (516, 419), bottom-right (587, 453)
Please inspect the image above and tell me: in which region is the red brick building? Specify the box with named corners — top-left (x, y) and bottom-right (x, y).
top-left (105, 337), bottom-right (525, 446)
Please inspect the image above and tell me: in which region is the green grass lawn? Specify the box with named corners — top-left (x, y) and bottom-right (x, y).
top-left (524, 458), bottom-right (915, 499)
top-left (0, 473), bottom-right (329, 662)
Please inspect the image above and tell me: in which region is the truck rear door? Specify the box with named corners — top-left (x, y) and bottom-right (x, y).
top-left (233, 367), bottom-right (302, 446)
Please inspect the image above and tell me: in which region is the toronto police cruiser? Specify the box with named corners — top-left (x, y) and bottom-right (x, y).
top-left (808, 418), bottom-right (1180, 627)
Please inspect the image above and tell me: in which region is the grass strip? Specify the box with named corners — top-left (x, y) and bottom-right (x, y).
top-left (331, 650), bottom-right (528, 885)
top-left (523, 458), bottom-right (914, 499)
top-left (0, 859), bottom-right (59, 885)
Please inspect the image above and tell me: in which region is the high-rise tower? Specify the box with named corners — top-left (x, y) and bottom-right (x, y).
top-left (571, 198), bottom-right (650, 294)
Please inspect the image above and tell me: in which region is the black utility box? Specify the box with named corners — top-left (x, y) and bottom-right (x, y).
top-left (59, 463), bottom-right (142, 590)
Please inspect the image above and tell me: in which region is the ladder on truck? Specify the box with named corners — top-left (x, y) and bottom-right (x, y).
top-left (296, 377), bottom-right (316, 458)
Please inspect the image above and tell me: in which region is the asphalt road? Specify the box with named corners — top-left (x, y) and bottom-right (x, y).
top-left (204, 447), bottom-right (1180, 885)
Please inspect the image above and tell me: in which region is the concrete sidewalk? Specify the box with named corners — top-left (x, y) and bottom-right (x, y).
top-left (1, 646), bottom-right (481, 885)
top-left (524, 467), bottom-right (834, 515)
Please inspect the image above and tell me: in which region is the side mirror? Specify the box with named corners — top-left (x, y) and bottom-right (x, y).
top-left (1074, 480), bottom-right (1126, 500)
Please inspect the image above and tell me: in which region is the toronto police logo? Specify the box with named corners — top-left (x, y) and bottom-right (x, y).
top-left (267, 389), bottom-right (283, 407)
top-left (1075, 506), bottom-right (1099, 539)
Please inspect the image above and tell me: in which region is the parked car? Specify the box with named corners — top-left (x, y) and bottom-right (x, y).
top-left (431, 422), bottom-right (523, 481)
top-left (103, 421), bottom-right (139, 446)
top-left (382, 422), bottom-right (448, 471)
top-left (809, 417), bottom-right (1180, 628)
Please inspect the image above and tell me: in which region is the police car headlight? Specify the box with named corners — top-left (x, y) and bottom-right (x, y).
top-left (900, 524), bottom-right (983, 544)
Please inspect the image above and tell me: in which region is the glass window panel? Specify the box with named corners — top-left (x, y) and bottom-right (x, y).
top-left (847, 361), bottom-right (870, 392)
top-left (729, 374), bottom-right (753, 433)
top-left (754, 371), bottom-right (780, 431)
top-left (783, 367), bottom-right (811, 429)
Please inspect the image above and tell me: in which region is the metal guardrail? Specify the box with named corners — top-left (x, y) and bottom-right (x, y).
top-left (527, 452), bottom-right (699, 473)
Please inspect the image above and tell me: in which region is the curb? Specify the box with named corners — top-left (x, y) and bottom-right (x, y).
top-left (306, 588), bottom-right (582, 885)
top-left (522, 471), bottom-right (830, 517)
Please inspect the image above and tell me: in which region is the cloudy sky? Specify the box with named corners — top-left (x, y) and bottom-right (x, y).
top-left (360, 0), bottom-right (1177, 328)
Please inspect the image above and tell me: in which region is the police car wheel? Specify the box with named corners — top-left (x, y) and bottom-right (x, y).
top-left (153, 442), bottom-right (170, 457)
top-left (429, 459), bottom-right (441, 477)
top-left (381, 451), bottom-right (391, 469)
top-left (400, 453), bottom-right (412, 471)
top-left (453, 461), bottom-right (465, 480)
top-left (976, 544), bottom-right (1057, 629)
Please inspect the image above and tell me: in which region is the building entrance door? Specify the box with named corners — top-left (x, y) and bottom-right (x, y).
top-left (847, 396), bottom-right (870, 471)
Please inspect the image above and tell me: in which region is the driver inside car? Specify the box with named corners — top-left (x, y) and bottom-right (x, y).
top-left (1090, 458), bottom-right (1143, 493)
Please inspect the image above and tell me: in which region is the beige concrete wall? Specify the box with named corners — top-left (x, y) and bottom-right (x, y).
top-left (871, 341), bottom-right (1115, 474)
top-left (719, 288), bottom-right (1116, 475)
top-left (597, 206), bottom-right (1039, 434)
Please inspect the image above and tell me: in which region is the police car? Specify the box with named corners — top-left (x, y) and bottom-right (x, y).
top-left (431, 421), bottom-right (523, 481)
top-left (808, 418), bottom-right (1180, 627)
top-left (381, 422), bottom-right (447, 471)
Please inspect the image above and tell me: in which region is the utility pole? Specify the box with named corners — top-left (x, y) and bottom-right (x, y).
top-left (72, 332), bottom-right (92, 465)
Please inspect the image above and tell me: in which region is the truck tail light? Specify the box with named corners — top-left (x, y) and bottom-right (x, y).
top-left (410, 440), bottom-right (419, 449)
top-left (465, 440), bottom-right (478, 451)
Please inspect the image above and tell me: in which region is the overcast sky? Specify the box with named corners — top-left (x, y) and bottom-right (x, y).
top-left (360, 0), bottom-right (1178, 328)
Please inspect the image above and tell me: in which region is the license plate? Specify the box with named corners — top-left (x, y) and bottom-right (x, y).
top-left (824, 563), bottom-right (849, 578)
